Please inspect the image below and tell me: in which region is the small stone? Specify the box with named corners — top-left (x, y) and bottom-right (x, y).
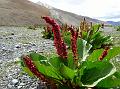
top-left (8, 84), bottom-right (13, 88)
top-left (18, 86), bottom-right (22, 89)
top-left (9, 37), bottom-right (13, 39)
top-left (32, 44), bottom-right (36, 46)
top-left (11, 79), bottom-right (19, 85)
top-left (19, 83), bottom-right (25, 86)
top-left (15, 44), bottom-right (21, 48)
top-left (11, 33), bottom-right (14, 35)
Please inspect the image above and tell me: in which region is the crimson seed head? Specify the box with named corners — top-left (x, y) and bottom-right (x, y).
top-left (42, 16), bottom-right (67, 59)
top-left (99, 47), bottom-right (110, 61)
top-left (22, 55), bottom-right (47, 82)
top-left (69, 27), bottom-right (78, 61)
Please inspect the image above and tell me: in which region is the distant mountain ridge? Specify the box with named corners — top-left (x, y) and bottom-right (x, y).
top-left (107, 21), bottom-right (120, 26)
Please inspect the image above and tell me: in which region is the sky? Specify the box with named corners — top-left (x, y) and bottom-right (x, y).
top-left (29, 0), bottom-right (120, 22)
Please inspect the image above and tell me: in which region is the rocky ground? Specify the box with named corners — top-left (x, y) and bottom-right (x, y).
top-left (0, 26), bottom-right (55, 89)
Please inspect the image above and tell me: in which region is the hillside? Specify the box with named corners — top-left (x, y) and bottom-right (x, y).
top-left (37, 1), bottom-right (105, 26)
top-left (0, 0), bottom-right (50, 26)
top-left (50, 8), bottom-right (104, 26)
top-left (0, 0), bottom-right (104, 26)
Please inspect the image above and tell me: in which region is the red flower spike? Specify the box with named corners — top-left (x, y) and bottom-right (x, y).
top-left (99, 47), bottom-right (110, 61)
top-left (22, 55), bottom-right (47, 82)
top-left (22, 55), bottom-right (57, 88)
top-left (42, 16), bottom-right (67, 59)
top-left (69, 26), bottom-right (78, 61)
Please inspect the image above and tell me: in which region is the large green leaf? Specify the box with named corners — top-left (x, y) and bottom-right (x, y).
top-left (29, 52), bottom-right (49, 65)
top-left (97, 72), bottom-right (120, 88)
top-left (63, 34), bottom-right (71, 47)
top-left (21, 66), bottom-right (35, 77)
top-left (33, 60), bottom-right (63, 80)
top-left (87, 47), bottom-right (120, 61)
top-left (58, 84), bottom-right (70, 89)
top-left (104, 47), bottom-right (120, 61)
top-left (22, 52), bottom-right (63, 80)
top-left (87, 49), bottom-right (104, 61)
top-left (80, 61), bottom-right (116, 87)
top-left (49, 56), bottom-right (62, 69)
top-left (77, 38), bottom-right (92, 61)
top-left (67, 52), bottom-right (75, 69)
top-left (60, 64), bottom-right (75, 80)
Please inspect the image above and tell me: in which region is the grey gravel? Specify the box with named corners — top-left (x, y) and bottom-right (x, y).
top-left (0, 26), bottom-right (55, 89)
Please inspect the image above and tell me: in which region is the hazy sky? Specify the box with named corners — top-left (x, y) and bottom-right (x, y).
top-left (29, 0), bottom-right (120, 21)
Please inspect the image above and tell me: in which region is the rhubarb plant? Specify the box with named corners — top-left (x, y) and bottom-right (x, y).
top-left (18, 16), bottom-right (120, 89)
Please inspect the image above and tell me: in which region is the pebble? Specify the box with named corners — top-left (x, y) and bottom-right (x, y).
top-left (15, 44), bottom-right (21, 48)
top-left (18, 85), bottom-right (22, 89)
top-left (19, 83), bottom-right (25, 86)
top-left (8, 84), bottom-right (13, 88)
top-left (11, 79), bottom-right (19, 85)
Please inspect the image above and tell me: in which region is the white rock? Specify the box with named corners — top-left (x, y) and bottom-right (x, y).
top-left (11, 79), bottom-right (19, 85)
top-left (19, 83), bottom-right (25, 86)
top-left (18, 85), bottom-right (22, 89)
top-left (8, 84), bottom-right (13, 88)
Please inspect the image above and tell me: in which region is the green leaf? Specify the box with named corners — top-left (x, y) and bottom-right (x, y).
top-left (63, 34), bottom-right (71, 47)
top-left (28, 52), bottom-right (63, 80)
top-left (87, 47), bottom-right (120, 61)
top-left (104, 47), bottom-right (120, 61)
top-left (29, 52), bottom-right (49, 65)
top-left (97, 72), bottom-right (120, 88)
top-left (45, 66), bottom-right (63, 80)
top-left (60, 64), bottom-right (75, 80)
top-left (87, 49), bottom-right (104, 61)
top-left (77, 38), bottom-right (92, 61)
top-left (33, 60), bottom-right (63, 80)
top-left (58, 84), bottom-right (70, 89)
top-left (81, 61), bottom-right (116, 87)
top-left (49, 56), bottom-right (62, 69)
top-left (67, 52), bottom-right (74, 69)
top-left (21, 66), bottom-right (34, 77)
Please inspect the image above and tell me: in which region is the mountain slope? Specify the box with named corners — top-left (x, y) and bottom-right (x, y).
top-left (37, 1), bottom-right (104, 26)
top-left (0, 0), bottom-right (50, 26)
top-left (50, 8), bottom-right (104, 26)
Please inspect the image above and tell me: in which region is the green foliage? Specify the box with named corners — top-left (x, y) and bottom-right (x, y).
top-left (96, 71), bottom-right (120, 88)
top-left (41, 30), bottom-right (53, 39)
top-left (63, 24), bottom-right (112, 52)
top-left (116, 26), bottom-right (120, 31)
top-left (27, 25), bottom-right (36, 30)
top-left (87, 47), bottom-right (120, 61)
top-left (19, 18), bottom-right (120, 89)
top-left (81, 61), bottom-right (116, 87)
top-left (82, 24), bottom-right (112, 52)
top-left (77, 38), bottom-right (92, 61)
top-left (19, 45), bottom-right (120, 88)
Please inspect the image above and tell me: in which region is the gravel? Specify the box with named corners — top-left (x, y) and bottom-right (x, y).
top-left (0, 26), bottom-right (55, 89)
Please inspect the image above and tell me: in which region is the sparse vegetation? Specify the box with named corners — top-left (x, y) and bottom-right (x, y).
top-left (41, 25), bottom-right (54, 39)
top-left (116, 26), bottom-right (120, 31)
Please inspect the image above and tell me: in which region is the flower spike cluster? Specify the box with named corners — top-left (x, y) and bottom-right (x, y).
top-left (99, 46), bottom-right (110, 61)
top-left (69, 26), bottom-right (78, 61)
top-left (42, 16), bottom-right (67, 59)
